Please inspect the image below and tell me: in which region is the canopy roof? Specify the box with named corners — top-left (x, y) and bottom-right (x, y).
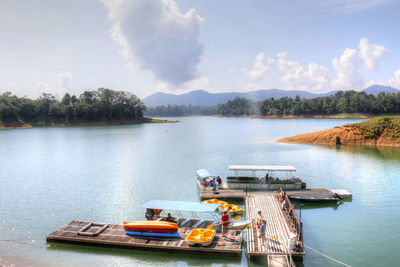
top-left (229, 165), bottom-right (296, 172)
top-left (142, 200), bottom-right (220, 212)
top-left (196, 169), bottom-right (218, 178)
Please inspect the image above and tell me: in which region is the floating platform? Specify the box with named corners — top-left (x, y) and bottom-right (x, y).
top-left (199, 188), bottom-right (246, 200)
top-left (286, 188), bottom-right (352, 201)
top-left (46, 220), bottom-right (243, 256)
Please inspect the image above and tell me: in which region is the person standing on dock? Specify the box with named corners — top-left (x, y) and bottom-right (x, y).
top-left (220, 210), bottom-right (230, 237)
top-left (259, 220), bottom-right (267, 245)
top-left (257, 210), bottom-right (264, 230)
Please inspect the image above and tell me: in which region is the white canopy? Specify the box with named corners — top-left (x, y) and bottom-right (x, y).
top-left (229, 165), bottom-right (296, 172)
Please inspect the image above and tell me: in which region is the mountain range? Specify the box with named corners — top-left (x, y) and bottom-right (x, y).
top-left (142, 85), bottom-right (399, 107)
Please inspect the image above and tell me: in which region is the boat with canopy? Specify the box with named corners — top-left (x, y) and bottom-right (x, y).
top-left (226, 165), bottom-right (306, 190)
top-left (196, 169), bottom-right (219, 191)
top-left (142, 200), bottom-right (249, 230)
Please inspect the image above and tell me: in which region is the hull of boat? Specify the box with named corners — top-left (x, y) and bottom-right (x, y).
top-left (289, 195), bottom-right (338, 202)
top-left (229, 221), bottom-right (250, 230)
top-left (226, 182), bottom-right (305, 190)
top-left (123, 221), bottom-right (178, 233)
top-left (125, 230), bottom-right (180, 238)
top-left (197, 180), bottom-right (216, 191)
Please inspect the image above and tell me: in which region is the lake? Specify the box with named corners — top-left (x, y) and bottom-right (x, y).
top-left (0, 117), bottom-right (399, 266)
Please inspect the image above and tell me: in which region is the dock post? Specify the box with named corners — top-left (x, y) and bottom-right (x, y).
top-left (336, 136), bottom-right (341, 145)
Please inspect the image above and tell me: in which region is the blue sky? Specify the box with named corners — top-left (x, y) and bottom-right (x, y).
top-left (0, 0), bottom-right (399, 99)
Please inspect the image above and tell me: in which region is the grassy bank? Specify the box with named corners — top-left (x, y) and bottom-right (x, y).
top-left (277, 116), bottom-right (400, 147)
top-left (345, 116), bottom-right (400, 139)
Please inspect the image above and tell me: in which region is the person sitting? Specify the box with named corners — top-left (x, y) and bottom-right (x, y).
top-left (165, 213), bottom-right (177, 223)
top-left (217, 176), bottom-right (222, 185)
top-left (145, 209), bottom-right (155, 220)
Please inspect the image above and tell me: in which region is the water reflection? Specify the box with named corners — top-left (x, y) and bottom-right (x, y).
top-left (47, 243), bottom-right (241, 266)
top-left (290, 199), bottom-right (352, 210)
top-left (325, 144), bottom-right (400, 162)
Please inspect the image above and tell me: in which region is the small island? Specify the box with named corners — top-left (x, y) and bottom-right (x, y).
top-left (277, 116), bottom-right (400, 147)
top-left (0, 88), bottom-right (176, 129)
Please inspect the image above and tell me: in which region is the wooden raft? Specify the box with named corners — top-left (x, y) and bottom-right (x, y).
top-left (199, 188), bottom-right (246, 200)
top-left (246, 192), bottom-right (304, 259)
top-left (46, 220), bottom-right (242, 256)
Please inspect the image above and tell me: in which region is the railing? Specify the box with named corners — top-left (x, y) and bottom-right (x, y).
top-left (280, 192), bottom-right (304, 252)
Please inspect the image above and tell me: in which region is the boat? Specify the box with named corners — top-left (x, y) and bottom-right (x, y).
top-left (196, 169), bottom-right (219, 191)
top-left (125, 230), bottom-right (180, 238)
top-left (186, 228), bottom-right (216, 246)
top-left (218, 203), bottom-right (243, 213)
top-left (142, 199), bottom-right (221, 227)
top-left (229, 221), bottom-right (250, 230)
top-left (201, 198), bottom-right (227, 205)
top-left (123, 221), bottom-right (178, 233)
top-left (225, 165), bottom-right (306, 190)
top-left (288, 195), bottom-right (339, 202)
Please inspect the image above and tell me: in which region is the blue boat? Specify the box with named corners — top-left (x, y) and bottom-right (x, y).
top-left (125, 230), bottom-right (180, 238)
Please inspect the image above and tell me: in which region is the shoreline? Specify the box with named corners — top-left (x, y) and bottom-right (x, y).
top-left (0, 117), bottom-right (177, 130)
top-left (213, 113), bottom-right (372, 119)
top-left (277, 117), bottom-right (400, 147)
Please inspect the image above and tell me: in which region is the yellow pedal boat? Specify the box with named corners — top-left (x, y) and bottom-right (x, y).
top-left (218, 203), bottom-right (243, 213)
top-left (201, 198), bottom-right (227, 205)
top-left (185, 228), bottom-right (216, 246)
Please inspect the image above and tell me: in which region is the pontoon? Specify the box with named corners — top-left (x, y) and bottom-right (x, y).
top-left (226, 165), bottom-right (306, 190)
top-left (142, 200), bottom-right (249, 230)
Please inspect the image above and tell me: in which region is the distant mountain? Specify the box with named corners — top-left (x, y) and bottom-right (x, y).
top-left (143, 85), bottom-right (399, 107)
top-left (362, 85), bottom-right (399, 95)
top-left (143, 89), bottom-right (334, 106)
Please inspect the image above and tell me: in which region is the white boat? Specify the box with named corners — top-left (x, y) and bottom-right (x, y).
top-left (225, 165), bottom-right (306, 190)
top-left (229, 221), bottom-right (250, 230)
top-left (196, 169), bottom-right (219, 191)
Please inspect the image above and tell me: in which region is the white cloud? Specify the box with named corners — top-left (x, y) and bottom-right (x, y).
top-left (36, 82), bottom-right (52, 97)
top-left (246, 38), bottom-right (387, 92)
top-left (388, 70), bottom-right (400, 88)
top-left (58, 71), bottom-right (72, 91)
top-left (102, 0), bottom-right (204, 87)
top-left (331, 48), bottom-right (363, 90)
top-left (328, 0), bottom-right (388, 13)
top-left (155, 75), bottom-right (209, 93)
top-left (359, 38), bottom-right (386, 69)
top-left (246, 52), bottom-right (329, 92)
top-left (248, 53), bottom-right (275, 80)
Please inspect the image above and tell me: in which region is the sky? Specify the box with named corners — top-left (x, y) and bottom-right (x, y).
top-left (0, 0), bottom-right (400, 99)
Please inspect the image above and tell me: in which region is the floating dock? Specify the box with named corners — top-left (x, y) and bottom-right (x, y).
top-left (246, 191), bottom-right (304, 266)
top-left (199, 188), bottom-right (246, 200)
top-left (46, 219), bottom-right (243, 256)
top-left (286, 188), bottom-right (352, 201)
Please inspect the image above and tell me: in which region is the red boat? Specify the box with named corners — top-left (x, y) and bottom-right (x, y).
top-left (123, 221), bottom-right (178, 233)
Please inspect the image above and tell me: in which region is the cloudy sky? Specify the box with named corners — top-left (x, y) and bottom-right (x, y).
top-left (1, 0), bottom-right (400, 99)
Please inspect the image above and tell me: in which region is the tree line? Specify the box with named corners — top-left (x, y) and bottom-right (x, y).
top-left (145, 105), bottom-right (217, 117)
top-left (217, 91), bottom-right (400, 116)
top-left (0, 88), bottom-right (146, 124)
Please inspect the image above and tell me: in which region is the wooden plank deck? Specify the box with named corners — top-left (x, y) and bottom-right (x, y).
top-left (246, 192), bottom-right (304, 260)
top-left (199, 188), bottom-right (246, 200)
top-left (46, 220), bottom-right (243, 256)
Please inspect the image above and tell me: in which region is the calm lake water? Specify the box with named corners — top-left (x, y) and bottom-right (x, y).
top-left (1, 117), bottom-right (399, 266)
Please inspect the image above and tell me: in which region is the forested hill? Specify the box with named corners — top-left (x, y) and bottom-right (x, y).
top-left (0, 88), bottom-right (146, 126)
top-left (143, 85), bottom-right (398, 107)
top-left (217, 90), bottom-right (400, 116)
